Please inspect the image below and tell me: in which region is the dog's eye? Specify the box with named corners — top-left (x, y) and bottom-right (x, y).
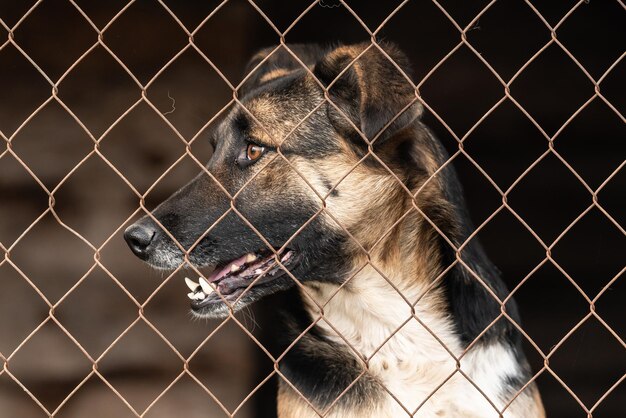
top-left (236, 143), bottom-right (266, 167)
top-left (246, 143), bottom-right (265, 161)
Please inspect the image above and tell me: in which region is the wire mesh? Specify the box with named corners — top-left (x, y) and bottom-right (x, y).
top-left (0, 0), bottom-right (624, 417)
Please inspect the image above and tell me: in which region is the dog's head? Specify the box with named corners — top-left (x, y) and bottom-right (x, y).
top-left (125, 42), bottom-right (431, 318)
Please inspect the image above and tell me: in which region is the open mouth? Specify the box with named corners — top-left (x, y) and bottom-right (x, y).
top-left (184, 249), bottom-right (298, 312)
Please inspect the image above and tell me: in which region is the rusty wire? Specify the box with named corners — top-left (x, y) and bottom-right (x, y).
top-left (0, 0), bottom-right (624, 417)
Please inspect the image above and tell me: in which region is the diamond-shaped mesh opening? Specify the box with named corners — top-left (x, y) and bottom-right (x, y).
top-left (465, 210), bottom-right (546, 292)
top-left (9, 212), bottom-right (94, 301)
top-left (508, 152), bottom-right (591, 243)
top-left (104, 0), bottom-right (188, 84)
top-left (12, 0), bottom-right (96, 81)
top-left (511, 43), bottom-right (595, 136)
top-left (56, 46), bottom-right (139, 137)
top-left (230, 164), bottom-right (324, 250)
top-left (275, 324), bottom-right (373, 416)
top-left (144, 48), bottom-right (233, 138)
top-left (555, 99), bottom-right (626, 188)
top-left (55, 268), bottom-right (137, 357)
top-left (98, 321), bottom-right (183, 413)
top-left (511, 262), bottom-right (590, 353)
top-left (549, 317), bottom-right (625, 407)
top-left (98, 101), bottom-right (187, 193)
top-left (140, 155), bottom-right (224, 215)
top-left (188, 124), bottom-right (215, 163)
top-left (552, 208), bottom-right (625, 296)
top-left (420, 45), bottom-right (503, 135)
top-left (2, 1), bottom-right (623, 417)
top-left (52, 156), bottom-right (137, 245)
top-left (6, 320), bottom-right (92, 412)
top-left (463, 99), bottom-right (547, 188)
top-left (98, 215), bottom-right (172, 302)
top-left (10, 101), bottom-right (93, 189)
top-left (450, 154), bottom-right (502, 226)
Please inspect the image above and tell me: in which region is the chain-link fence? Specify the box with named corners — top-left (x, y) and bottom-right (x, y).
top-left (1, 0), bottom-right (624, 417)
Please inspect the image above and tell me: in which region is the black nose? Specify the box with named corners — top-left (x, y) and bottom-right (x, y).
top-left (124, 223), bottom-right (155, 259)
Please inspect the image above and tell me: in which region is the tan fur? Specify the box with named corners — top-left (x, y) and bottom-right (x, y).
top-left (506, 384), bottom-right (546, 418)
top-left (532, 386), bottom-right (546, 418)
top-left (277, 384), bottom-right (319, 418)
top-left (260, 68), bottom-right (294, 84)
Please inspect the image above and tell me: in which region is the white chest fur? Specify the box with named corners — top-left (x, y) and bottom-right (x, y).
top-left (301, 270), bottom-right (526, 418)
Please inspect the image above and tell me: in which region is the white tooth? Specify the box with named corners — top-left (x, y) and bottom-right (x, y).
top-left (230, 264), bottom-right (239, 273)
top-left (255, 269), bottom-right (263, 275)
top-left (245, 253), bottom-right (256, 263)
top-left (185, 277), bottom-right (198, 292)
top-left (187, 292), bottom-right (195, 300)
top-left (199, 277), bottom-right (213, 294)
top-left (193, 291), bottom-right (206, 300)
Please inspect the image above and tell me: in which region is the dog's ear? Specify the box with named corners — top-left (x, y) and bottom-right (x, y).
top-left (313, 42), bottom-right (422, 144)
top-left (240, 44), bottom-right (326, 96)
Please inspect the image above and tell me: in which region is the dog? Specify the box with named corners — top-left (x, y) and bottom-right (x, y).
top-left (124, 42), bottom-right (545, 418)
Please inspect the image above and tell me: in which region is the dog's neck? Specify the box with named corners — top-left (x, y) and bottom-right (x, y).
top-left (301, 201), bottom-right (459, 353)
top-left (294, 255), bottom-right (528, 416)
top-left (301, 255), bottom-right (462, 363)
top-left (297, 256), bottom-right (466, 415)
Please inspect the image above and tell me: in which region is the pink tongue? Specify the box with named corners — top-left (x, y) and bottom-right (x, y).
top-left (207, 253), bottom-right (250, 282)
top-left (239, 256), bottom-right (276, 277)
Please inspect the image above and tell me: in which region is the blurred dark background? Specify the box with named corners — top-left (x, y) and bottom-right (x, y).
top-left (0, 0), bottom-right (624, 417)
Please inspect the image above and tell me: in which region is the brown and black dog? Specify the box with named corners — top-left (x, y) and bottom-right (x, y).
top-left (124, 42), bottom-right (545, 417)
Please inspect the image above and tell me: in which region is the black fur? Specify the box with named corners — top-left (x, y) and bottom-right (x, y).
top-left (279, 288), bottom-right (383, 411)
top-left (426, 132), bottom-right (524, 350)
top-left (313, 42), bottom-right (422, 144)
